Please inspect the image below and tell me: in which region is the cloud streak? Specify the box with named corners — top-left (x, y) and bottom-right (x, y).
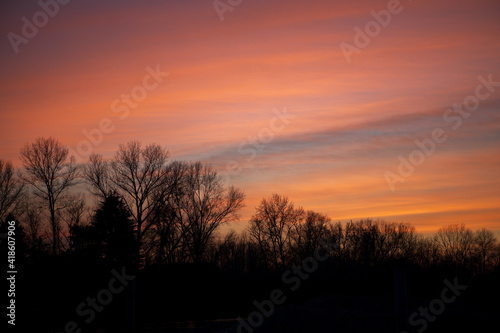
top-left (1, 0), bottom-right (499, 235)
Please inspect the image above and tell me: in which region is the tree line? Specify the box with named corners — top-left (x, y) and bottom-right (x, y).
top-left (1, 136), bottom-right (499, 276)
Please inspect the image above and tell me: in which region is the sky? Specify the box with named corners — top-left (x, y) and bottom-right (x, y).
top-left (1, 0), bottom-right (499, 236)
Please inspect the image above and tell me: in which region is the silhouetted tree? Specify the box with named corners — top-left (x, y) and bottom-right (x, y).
top-left (110, 142), bottom-right (179, 263)
top-left (0, 160), bottom-right (24, 222)
top-left (60, 194), bottom-right (87, 228)
top-left (84, 153), bottom-right (114, 200)
top-left (16, 194), bottom-right (48, 257)
top-left (68, 221), bottom-right (92, 250)
top-left (328, 221), bottom-right (347, 260)
top-left (19, 137), bottom-right (79, 254)
top-left (143, 197), bottom-right (183, 265)
top-left (85, 142), bottom-right (181, 266)
top-left (492, 243), bottom-right (500, 268)
top-left (57, 194), bottom-right (88, 251)
top-left (342, 219), bottom-right (379, 265)
top-left (249, 194), bottom-right (304, 269)
top-left (209, 231), bottom-right (249, 272)
top-left (142, 161), bottom-right (187, 265)
top-left (70, 193), bottom-right (137, 269)
top-left (91, 193), bottom-right (137, 268)
top-left (378, 222), bottom-right (417, 261)
top-left (435, 224), bottom-right (475, 267)
top-left (340, 220), bottom-right (417, 265)
top-left (291, 210), bottom-right (330, 259)
top-left (474, 228), bottom-right (497, 274)
top-left (167, 162), bottom-right (245, 263)
top-left (411, 236), bottom-right (441, 268)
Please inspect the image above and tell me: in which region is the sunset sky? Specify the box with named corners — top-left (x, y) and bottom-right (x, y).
top-left (1, 0), bottom-right (499, 235)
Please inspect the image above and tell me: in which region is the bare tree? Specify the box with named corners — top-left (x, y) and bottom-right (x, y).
top-left (84, 142), bottom-right (188, 266)
top-left (143, 198), bottom-right (183, 265)
top-left (57, 193), bottom-right (88, 250)
top-left (344, 220), bottom-right (418, 264)
top-left (0, 160), bottom-right (24, 222)
top-left (435, 224), bottom-right (475, 267)
top-left (211, 231), bottom-right (251, 273)
top-left (411, 236), bottom-right (441, 268)
top-left (492, 243), bottom-right (500, 268)
top-left (291, 210), bottom-right (330, 259)
top-left (168, 162), bottom-right (245, 263)
top-left (106, 141), bottom-right (183, 264)
top-left (58, 194), bottom-right (87, 227)
top-left (84, 153), bottom-right (114, 200)
top-left (328, 221), bottom-right (348, 260)
top-left (11, 193), bottom-right (47, 256)
top-left (474, 228), bottom-right (497, 274)
top-left (379, 222), bottom-right (417, 261)
top-left (19, 137), bottom-right (79, 254)
top-left (342, 219), bottom-right (380, 264)
top-left (249, 194), bottom-right (304, 269)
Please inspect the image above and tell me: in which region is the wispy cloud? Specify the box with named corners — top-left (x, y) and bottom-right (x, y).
top-left (1, 0), bottom-right (499, 234)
